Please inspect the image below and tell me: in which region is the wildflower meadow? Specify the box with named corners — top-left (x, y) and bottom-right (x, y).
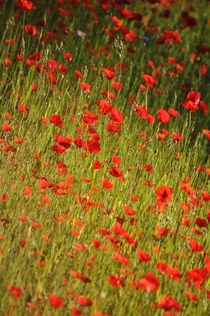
top-left (0, 0), bottom-right (209, 315)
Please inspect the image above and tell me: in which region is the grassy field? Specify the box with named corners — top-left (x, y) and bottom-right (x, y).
top-left (0, 0), bottom-right (209, 315)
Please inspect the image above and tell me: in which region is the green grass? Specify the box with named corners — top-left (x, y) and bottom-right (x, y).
top-left (0, 0), bottom-right (209, 315)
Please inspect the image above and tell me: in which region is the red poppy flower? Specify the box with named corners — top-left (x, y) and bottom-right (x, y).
top-left (80, 82), bottom-right (91, 92)
top-left (137, 250), bottom-right (151, 262)
top-left (158, 294), bottom-right (183, 312)
top-left (17, 0), bottom-right (34, 11)
top-left (93, 239), bottom-right (100, 248)
top-left (2, 123), bottom-right (12, 132)
top-left (112, 155), bottom-right (121, 165)
top-left (83, 110), bottom-right (99, 125)
top-left (112, 224), bottom-right (126, 236)
top-left (5, 58), bottom-right (12, 66)
top-left (75, 295), bottom-right (93, 306)
top-left (142, 74), bottom-right (158, 88)
top-left (187, 91), bottom-right (201, 104)
top-left (49, 294), bottom-right (64, 309)
top-left (7, 285), bottom-right (22, 298)
top-left (199, 101), bottom-right (208, 114)
top-left (57, 161), bottom-right (67, 175)
top-left (70, 306), bottom-right (82, 315)
top-left (94, 311), bottom-right (109, 316)
top-left (64, 52), bottom-right (72, 61)
top-left (167, 264), bottom-right (182, 281)
top-left (74, 137), bottom-right (83, 148)
top-left (25, 24), bottom-right (37, 36)
top-left (51, 144), bottom-right (65, 154)
top-left (157, 262), bottom-right (168, 274)
top-left (156, 185), bottom-right (173, 203)
top-left (186, 268), bottom-right (208, 289)
top-left (139, 273), bottom-right (160, 293)
top-left (98, 100), bottom-right (112, 114)
top-left (186, 291), bottom-right (199, 302)
top-left (203, 130), bottom-right (210, 139)
top-left (48, 59), bottom-right (57, 71)
top-left (112, 16), bottom-right (123, 26)
top-left (24, 186), bottom-right (32, 196)
top-left (112, 252), bottom-right (131, 265)
top-left (201, 192), bottom-right (210, 202)
top-left (93, 160), bottom-right (102, 169)
top-left (86, 134), bottom-right (101, 153)
top-left (107, 121), bottom-right (121, 132)
top-left (156, 226), bottom-right (169, 238)
top-left (195, 217), bottom-right (207, 228)
top-left (74, 70), bottom-right (83, 78)
top-left (168, 108), bottom-right (181, 117)
top-left (157, 109), bottom-right (171, 123)
top-left (181, 100), bottom-right (199, 112)
top-left (71, 271), bottom-right (91, 283)
top-left (109, 274), bottom-right (125, 288)
top-left (103, 178), bottom-right (113, 189)
top-left (110, 107), bottom-right (124, 124)
top-left (58, 64), bottom-right (67, 74)
top-left (112, 81), bottom-right (123, 90)
top-left (160, 30), bottom-right (181, 44)
top-left (172, 132), bottom-right (183, 142)
top-left (189, 239), bottom-right (204, 252)
top-left (124, 31), bottom-right (137, 42)
top-left (55, 135), bottom-right (71, 149)
top-left (50, 114), bottom-right (63, 128)
top-left (124, 204), bottom-right (136, 216)
top-left (102, 67), bottom-right (117, 79)
top-left (109, 166), bottom-right (123, 178)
